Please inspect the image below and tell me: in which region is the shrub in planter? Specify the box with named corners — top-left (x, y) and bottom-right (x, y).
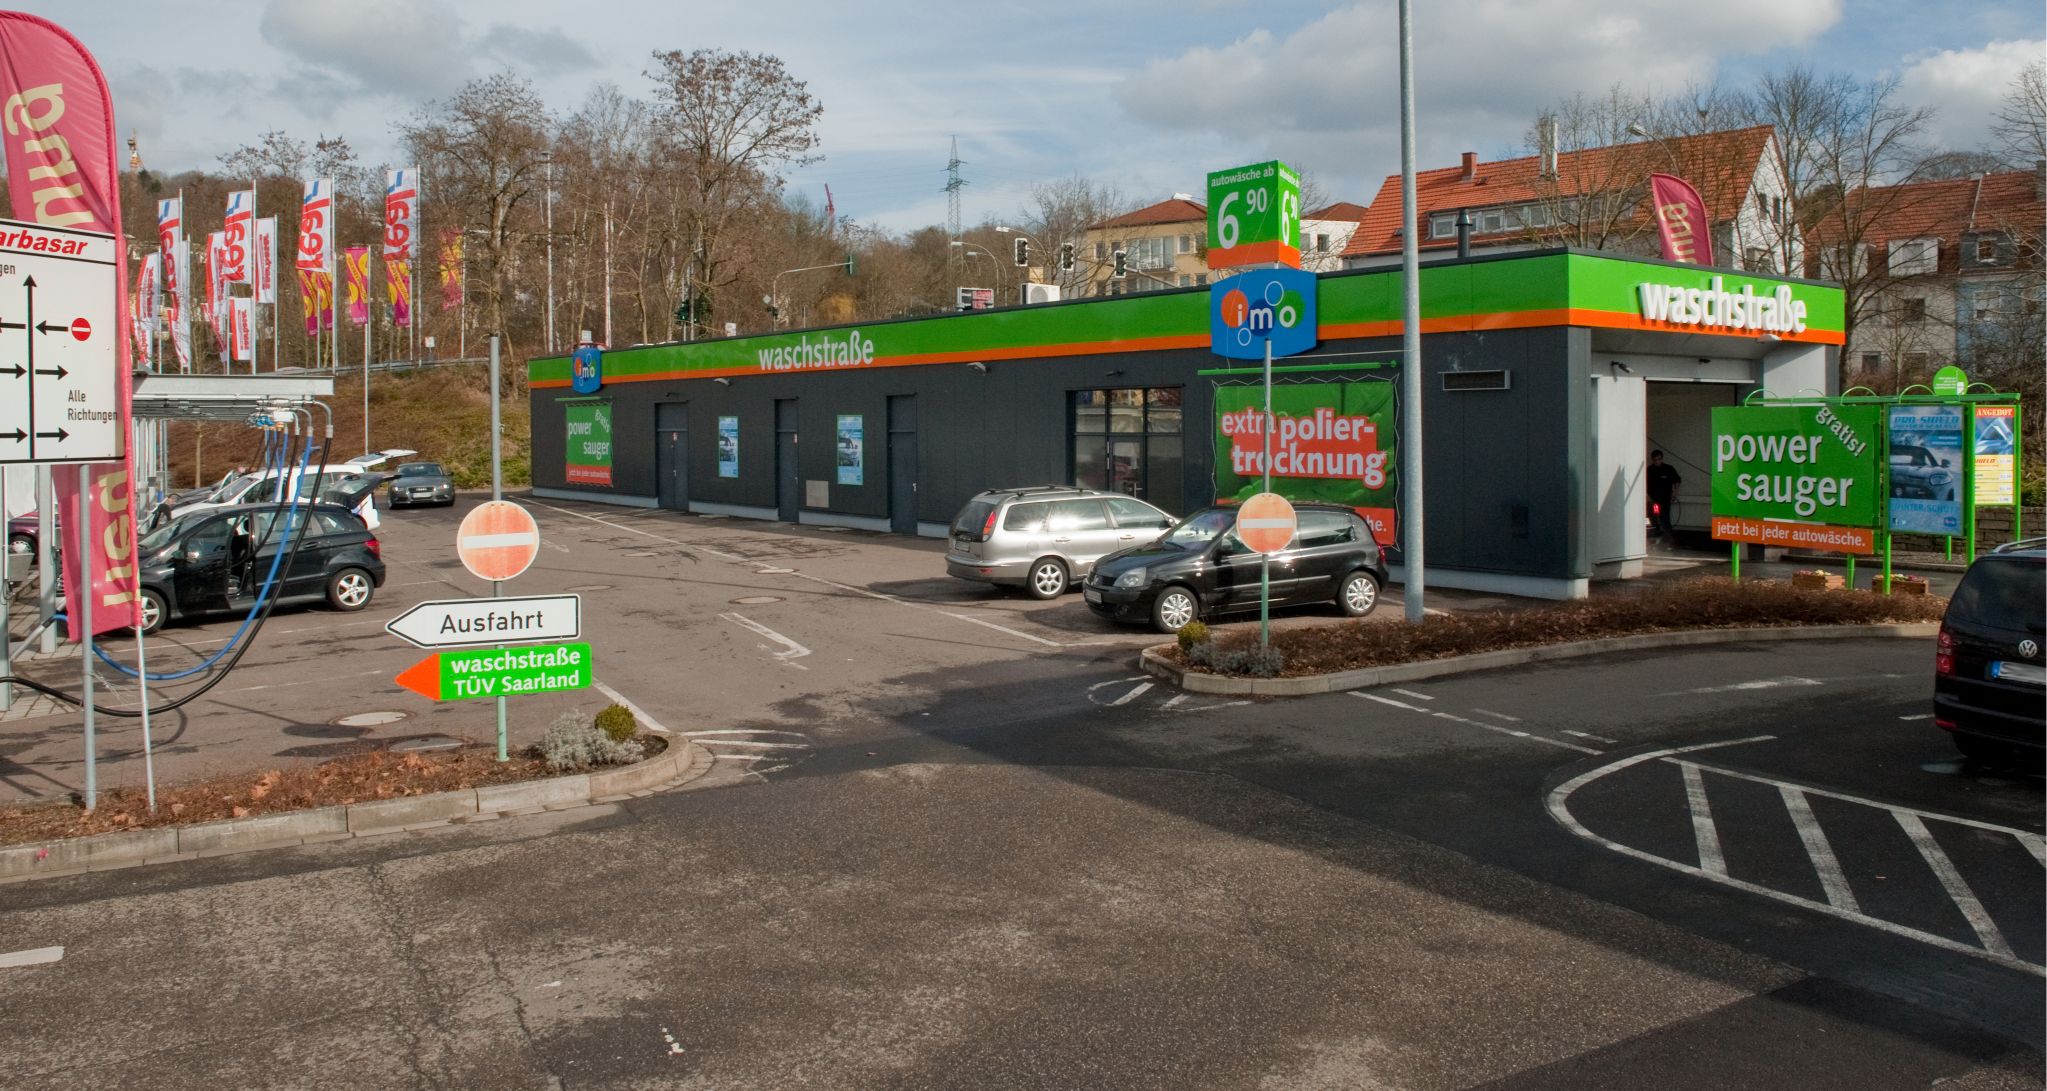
top-left (1176, 621), bottom-right (1211, 651)
top-left (1210, 641), bottom-right (1286, 678)
top-left (539, 712), bottom-right (644, 773)
top-left (594, 702), bottom-right (639, 743)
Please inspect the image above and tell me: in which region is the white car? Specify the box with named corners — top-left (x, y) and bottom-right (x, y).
top-left (169, 467), bottom-right (381, 528)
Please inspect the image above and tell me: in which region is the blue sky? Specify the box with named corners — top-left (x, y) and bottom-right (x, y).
top-left (18, 1), bottom-right (2043, 231)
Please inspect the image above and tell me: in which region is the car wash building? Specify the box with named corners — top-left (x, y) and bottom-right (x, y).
top-left (529, 248), bottom-right (1844, 599)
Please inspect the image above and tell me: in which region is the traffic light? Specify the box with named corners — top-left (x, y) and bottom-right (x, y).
top-left (844, 252), bottom-right (856, 276)
top-left (1013, 237), bottom-right (1029, 267)
top-left (1060, 242), bottom-right (1074, 272)
top-left (1112, 249), bottom-right (1127, 279)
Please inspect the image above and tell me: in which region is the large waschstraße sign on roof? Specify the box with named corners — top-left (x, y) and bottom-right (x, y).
top-left (529, 254), bottom-right (1848, 389)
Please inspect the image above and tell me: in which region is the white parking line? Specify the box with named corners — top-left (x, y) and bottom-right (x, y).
top-left (1896, 811), bottom-right (2016, 961)
top-left (1563, 729), bottom-right (1617, 744)
top-left (718, 613), bottom-right (812, 668)
top-left (0, 946), bottom-right (62, 968)
top-left (592, 679), bottom-right (672, 735)
top-left (1107, 682), bottom-right (1153, 707)
top-left (943, 611), bottom-right (1065, 648)
top-left (1389, 688), bottom-right (1434, 701)
top-left (527, 501), bottom-right (749, 562)
top-left (1679, 762), bottom-right (1727, 876)
top-left (1779, 786), bottom-right (1861, 913)
top-left (1471, 708), bottom-right (1520, 723)
top-left (1352, 691), bottom-right (1601, 755)
top-left (1897, 713), bottom-right (1934, 721)
top-left (1656, 676), bottom-right (1823, 697)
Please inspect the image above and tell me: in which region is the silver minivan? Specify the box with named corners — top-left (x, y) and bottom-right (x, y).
top-left (946, 486), bottom-right (1176, 598)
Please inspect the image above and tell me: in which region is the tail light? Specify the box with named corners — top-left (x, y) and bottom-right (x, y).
top-left (365, 536), bottom-right (382, 560)
top-left (980, 509), bottom-right (999, 540)
top-left (1935, 625), bottom-right (1954, 676)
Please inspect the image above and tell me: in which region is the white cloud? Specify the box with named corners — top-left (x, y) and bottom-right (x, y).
top-left (1898, 39), bottom-right (2044, 155)
top-left (1115, 0), bottom-right (1844, 190)
top-left (260, 0), bottom-right (475, 100)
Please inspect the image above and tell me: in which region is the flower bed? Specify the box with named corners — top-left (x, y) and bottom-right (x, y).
top-left (1174, 576), bottom-right (1946, 679)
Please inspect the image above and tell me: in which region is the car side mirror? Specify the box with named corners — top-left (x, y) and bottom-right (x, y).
top-left (1939, 459), bottom-right (1950, 467)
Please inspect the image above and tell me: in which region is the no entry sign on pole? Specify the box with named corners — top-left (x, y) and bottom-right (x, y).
top-left (457, 499), bottom-right (539, 582)
top-left (1235, 492), bottom-right (1298, 554)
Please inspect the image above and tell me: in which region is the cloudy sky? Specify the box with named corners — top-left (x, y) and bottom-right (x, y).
top-left (19, 0), bottom-right (2043, 230)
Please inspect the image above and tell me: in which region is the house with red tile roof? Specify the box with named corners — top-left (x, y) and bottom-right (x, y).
top-left (1804, 168), bottom-right (2044, 389)
top-left (1341, 125), bottom-right (1800, 277)
top-left (1301, 202), bottom-right (1370, 272)
top-left (1082, 196), bottom-right (1211, 296)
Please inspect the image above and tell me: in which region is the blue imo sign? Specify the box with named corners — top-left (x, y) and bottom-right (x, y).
top-left (1209, 266), bottom-right (1317, 360)
top-left (571, 344), bottom-right (603, 394)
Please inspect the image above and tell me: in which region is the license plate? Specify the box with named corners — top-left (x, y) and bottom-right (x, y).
top-left (1084, 587), bottom-right (1102, 604)
top-left (1991, 660), bottom-right (2046, 686)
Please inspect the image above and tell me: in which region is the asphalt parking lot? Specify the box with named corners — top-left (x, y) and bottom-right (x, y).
top-left (1, 497), bottom-right (2038, 1087)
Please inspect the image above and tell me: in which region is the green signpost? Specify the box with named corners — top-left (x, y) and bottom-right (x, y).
top-left (1205, 160), bottom-right (1302, 270)
top-left (395, 642), bottom-right (593, 702)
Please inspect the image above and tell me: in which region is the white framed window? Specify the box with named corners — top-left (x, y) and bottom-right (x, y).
top-left (1431, 213), bottom-right (1457, 238)
top-left (1315, 233), bottom-right (1330, 253)
top-left (1178, 234), bottom-right (1194, 254)
top-left (1478, 209), bottom-right (1506, 233)
top-left (1888, 237), bottom-right (1939, 276)
top-left (1976, 237), bottom-right (1998, 263)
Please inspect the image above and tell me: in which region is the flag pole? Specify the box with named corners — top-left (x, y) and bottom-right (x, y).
top-left (249, 178), bottom-right (259, 374)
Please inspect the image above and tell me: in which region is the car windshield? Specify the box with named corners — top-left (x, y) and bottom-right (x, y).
top-left (1951, 558), bottom-right (2045, 633)
top-left (396, 462), bottom-right (445, 477)
top-left (139, 514), bottom-right (201, 554)
top-left (1160, 508), bottom-right (1235, 549)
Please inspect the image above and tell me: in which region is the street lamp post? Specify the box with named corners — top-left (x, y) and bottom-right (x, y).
top-left (543, 154), bottom-right (555, 352)
top-left (950, 241), bottom-right (1005, 299)
top-left (769, 258), bottom-right (856, 329)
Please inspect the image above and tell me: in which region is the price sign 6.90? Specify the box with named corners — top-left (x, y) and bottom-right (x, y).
top-left (1207, 160), bottom-right (1302, 271)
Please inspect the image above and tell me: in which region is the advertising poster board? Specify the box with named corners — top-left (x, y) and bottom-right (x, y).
top-left (1205, 160), bottom-right (1302, 270)
top-left (1213, 380), bottom-right (1397, 545)
top-left (717, 416), bottom-right (740, 478)
top-left (836, 414), bottom-right (864, 486)
top-left (1972, 404), bottom-right (2017, 507)
top-left (1709, 403), bottom-right (1881, 553)
top-left (563, 401), bottom-right (612, 487)
top-left (1886, 404), bottom-right (1965, 535)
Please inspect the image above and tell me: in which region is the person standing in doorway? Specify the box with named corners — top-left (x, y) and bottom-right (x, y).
top-left (1647, 450), bottom-right (1681, 547)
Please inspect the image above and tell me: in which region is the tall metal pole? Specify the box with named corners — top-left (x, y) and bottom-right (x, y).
top-left (603, 199), bottom-right (614, 348)
top-left (363, 257), bottom-right (372, 454)
top-left (545, 157), bottom-right (555, 352)
top-left (489, 333), bottom-right (508, 761)
top-left (35, 467), bottom-right (53, 653)
top-left (1398, 0), bottom-right (1427, 624)
top-left (1260, 336), bottom-right (1273, 646)
top-left (75, 464), bottom-right (96, 811)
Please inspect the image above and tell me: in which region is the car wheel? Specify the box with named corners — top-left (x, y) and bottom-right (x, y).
top-left (1151, 586), bottom-right (1200, 633)
top-left (1026, 558), bottom-right (1069, 599)
top-left (7, 533), bottom-right (30, 556)
top-left (1337, 571), bottom-right (1381, 617)
top-left (326, 567), bottom-right (374, 611)
top-left (136, 587), bottom-right (167, 635)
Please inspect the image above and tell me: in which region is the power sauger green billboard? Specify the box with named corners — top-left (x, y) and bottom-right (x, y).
top-left (564, 400), bottom-right (613, 487)
top-left (1709, 403), bottom-right (1881, 553)
top-left (1215, 380), bottom-right (1398, 543)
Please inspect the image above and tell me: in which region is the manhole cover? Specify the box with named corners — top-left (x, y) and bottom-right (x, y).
top-left (565, 584), bottom-right (613, 592)
top-left (731, 595), bottom-right (783, 605)
top-left (334, 711), bottom-right (409, 728)
top-left (389, 736), bottom-right (463, 753)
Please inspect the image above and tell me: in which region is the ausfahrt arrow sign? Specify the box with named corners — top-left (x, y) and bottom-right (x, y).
top-left (0, 219), bottom-right (121, 465)
top-left (384, 594), bottom-right (581, 650)
top-left (394, 642), bottom-right (593, 701)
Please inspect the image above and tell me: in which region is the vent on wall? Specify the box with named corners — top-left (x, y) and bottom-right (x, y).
top-left (1442, 370), bottom-right (1511, 391)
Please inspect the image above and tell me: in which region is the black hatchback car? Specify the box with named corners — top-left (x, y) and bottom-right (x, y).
top-left (134, 502), bottom-right (386, 634)
top-left (1084, 503), bottom-right (1388, 633)
top-left (1935, 542), bottom-right (2045, 759)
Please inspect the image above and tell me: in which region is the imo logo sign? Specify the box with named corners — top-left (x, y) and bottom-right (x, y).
top-left (571, 344), bottom-right (603, 394)
top-left (1209, 266), bottom-right (1317, 360)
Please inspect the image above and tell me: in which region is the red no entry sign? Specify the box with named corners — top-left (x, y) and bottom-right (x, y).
top-left (456, 500), bottom-right (539, 582)
top-left (1235, 492), bottom-right (1297, 554)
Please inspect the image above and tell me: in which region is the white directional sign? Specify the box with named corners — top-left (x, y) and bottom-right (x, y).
top-left (0, 219), bottom-right (120, 465)
top-left (384, 594), bottom-right (582, 650)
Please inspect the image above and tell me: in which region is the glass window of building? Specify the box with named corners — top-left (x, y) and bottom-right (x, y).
top-left (1071, 387), bottom-right (1185, 514)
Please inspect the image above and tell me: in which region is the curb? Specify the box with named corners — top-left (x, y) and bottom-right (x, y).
top-left (1139, 622), bottom-right (1941, 697)
top-left (0, 737), bottom-right (715, 884)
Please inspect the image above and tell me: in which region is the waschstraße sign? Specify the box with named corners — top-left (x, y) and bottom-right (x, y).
top-left (1710, 403), bottom-right (1882, 554)
top-left (1638, 274), bottom-right (1811, 336)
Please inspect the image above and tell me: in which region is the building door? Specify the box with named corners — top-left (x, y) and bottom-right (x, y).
top-left (775, 399), bottom-right (800, 522)
top-left (888, 395), bottom-right (917, 535)
top-left (656, 402), bottom-right (688, 512)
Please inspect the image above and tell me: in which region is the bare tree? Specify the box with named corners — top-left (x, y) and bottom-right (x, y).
top-left (1018, 174), bottom-right (1129, 298)
top-left (1991, 61), bottom-right (2047, 169)
top-left (399, 74), bottom-right (553, 348)
top-left (1520, 87), bottom-right (1666, 253)
top-left (1908, 151), bottom-right (2018, 181)
top-left (646, 48), bottom-right (823, 337)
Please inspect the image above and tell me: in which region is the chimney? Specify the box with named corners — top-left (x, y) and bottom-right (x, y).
top-left (1460, 152), bottom-right (1477, 182)
top-left (1539, 117), bottom-right (1558, 179)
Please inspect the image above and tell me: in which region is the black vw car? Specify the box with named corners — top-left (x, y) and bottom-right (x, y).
top-left (134, 502), bottom-right (386, 634)
top-left (1934, 541), bottom-right (2044, 759)
top-left (1083, 503), bottom-right (1388, 633)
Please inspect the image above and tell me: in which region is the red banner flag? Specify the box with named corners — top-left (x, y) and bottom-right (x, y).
top-left (386, 257), bottom-right (412, 328)
top-left (297, 177), bottom-right (334, 273)
top-left (221, 189), bottom-right (253, 283)
top-left (1649, 173), bottom-right (1713, 266)
top-left (343, 246), bottom-right (370, 326)
top-left (438, 231), bottom-right (462, 312)
top-left (314, 270), bottom-right (335, 332)
top-left (0, 12), bottom-right (140, 633)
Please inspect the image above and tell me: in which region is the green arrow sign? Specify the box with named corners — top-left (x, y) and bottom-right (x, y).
top-left (395, 642), bottom-right (593, 701)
